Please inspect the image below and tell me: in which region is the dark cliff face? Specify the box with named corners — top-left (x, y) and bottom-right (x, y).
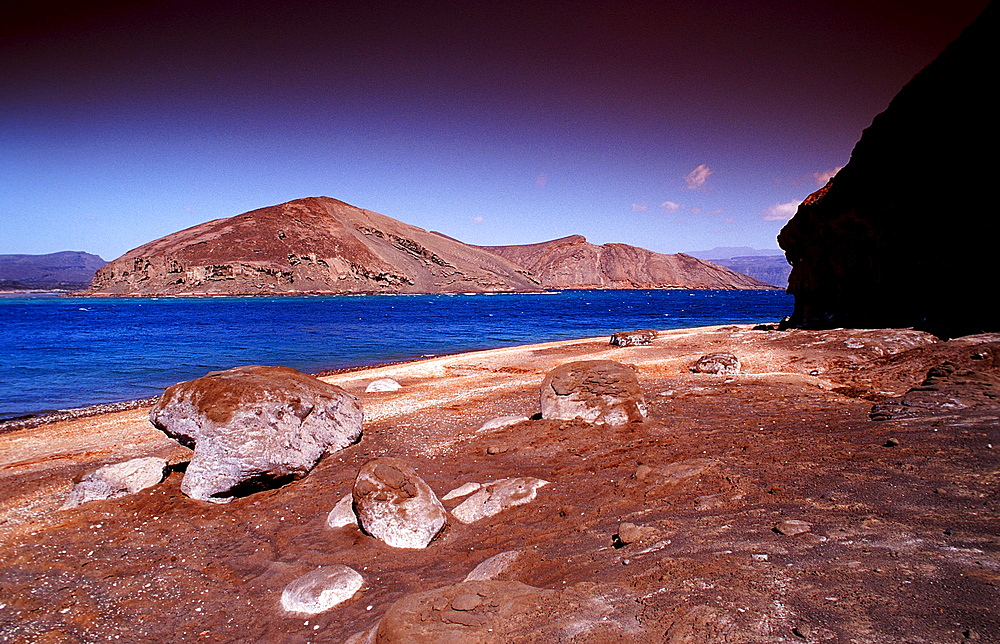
top-left (481, 236), bottom-right (777, 290)
top-left (778, 3), bottom-right (997, 339)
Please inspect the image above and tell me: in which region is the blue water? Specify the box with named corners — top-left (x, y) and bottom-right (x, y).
top-left (0, 290), bottom-right (792, 420)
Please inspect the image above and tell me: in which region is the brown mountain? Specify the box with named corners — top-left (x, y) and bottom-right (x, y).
top-left (86, 197), bottom-right (541, 296)
top-left (480, 235), bottom-right (776, 290)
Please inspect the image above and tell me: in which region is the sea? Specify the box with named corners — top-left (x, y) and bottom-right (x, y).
top-left (0, 290), bottom-right (792, 421)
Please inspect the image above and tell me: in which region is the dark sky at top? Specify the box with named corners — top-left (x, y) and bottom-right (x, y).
top-left (1, 0), bottom-right (990, 258)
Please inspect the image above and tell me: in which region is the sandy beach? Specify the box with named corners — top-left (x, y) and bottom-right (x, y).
top-left (1, 324), bottom-right (997, 642)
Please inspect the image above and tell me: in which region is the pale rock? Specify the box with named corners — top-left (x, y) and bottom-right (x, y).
top-left (62, 457), bottom-right (168, 509)
top-left (540, 360), bottom-right (647, 425)
top-left (281, 565), bottom-right (364, 614)
top-left (327, 493), bottom-right (357, 528)
top-left (365, 378), bottom-right (402, 393)
top-left (477, 416), bottom-right (529, 433)
top-left (775, 519), bottom-right (812, 536)
top-left (149, 365), bottom-right (363, 503)
top-left (353, 457), bottom-right (447, 548)
top-left (464, 550), bottom-right (521, 581)
top-left (442, 481), bottom-right (482, 500)
top-left (451, 477), bottom-right (549, 524)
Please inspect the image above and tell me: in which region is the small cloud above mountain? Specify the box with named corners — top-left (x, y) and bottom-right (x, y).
top-left (763, 200), bottom-right (802, 222)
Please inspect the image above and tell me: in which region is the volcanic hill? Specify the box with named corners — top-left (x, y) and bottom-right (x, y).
top-left (86, 198), bottom-right (774, 296)
top-left (86, 197), bottom-right (541, 296)
top-left (481, 235), bottom-right (775, 290)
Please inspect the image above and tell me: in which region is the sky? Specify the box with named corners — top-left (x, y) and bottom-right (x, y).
top-left (1, 0), bottom-right (990, 261)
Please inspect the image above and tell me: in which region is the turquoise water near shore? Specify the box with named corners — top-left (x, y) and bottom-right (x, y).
top-left (0, 290), bottom-right (792, 420)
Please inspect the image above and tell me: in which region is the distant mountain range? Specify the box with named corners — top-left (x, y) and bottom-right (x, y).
top-left (482, 236), bottom-right (771, 290)
top-left (0, 252), bottom-right (106, 291)
top-left (82, 197), bottom-right (776, 296)
top-left (685, 247), bottom-right (791, 288)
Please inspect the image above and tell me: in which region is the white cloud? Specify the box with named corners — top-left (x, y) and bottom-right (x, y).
top-left (763, 200), bottom-right (802, 222)
top-left (631, 203), bottom-right (649, 212)
top-left (813, 166), bottom-right (842, 186)
top-left (685, 164), bottom-right (713, 190)
top-left (471, 215), bottom-right (484, 223)
top-left (659, 200), bottom-right (681, 213)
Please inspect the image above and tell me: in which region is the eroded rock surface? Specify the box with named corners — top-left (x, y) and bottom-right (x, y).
top-left (149, 365), bottom-right (362, 502)
top-left (353, 457), bottom-right (446, 548)
top-left (610, 328), bottom-right (657, 346)
top-left (540, 359), bottom-right (647, 425)
top-left (450, 477), bottom-right (548, 524)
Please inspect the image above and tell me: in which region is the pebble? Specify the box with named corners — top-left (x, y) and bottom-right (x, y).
top-left (775, 519), bottom-right (812, 536)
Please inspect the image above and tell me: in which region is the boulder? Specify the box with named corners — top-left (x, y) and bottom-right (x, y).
top-left (281, 565), bottom-right (364, 614)
top-left (365, 378), bottom-right (402, 393)
top-left (149, 365), bottom-right (363, 503)
top-left (539, 360), bottom-right (647, 425)
top-left (689, 353), bottom-right (741, 375)
top-left (610, 328), bottom-right (656, 346)
top-left (451, 477), bottom-right (549, 524)
top-left (374, 580), bottom-right (629, 642)
top-left (62, 457), bottom-right (168, 509)
top-left (353, 457), bottom-right (447, 548)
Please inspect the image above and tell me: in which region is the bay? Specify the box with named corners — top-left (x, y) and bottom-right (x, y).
top-left (0, 290), bottom-right (792, 420)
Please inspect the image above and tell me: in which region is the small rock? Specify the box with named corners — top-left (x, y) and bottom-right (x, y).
top-left (540, 360), bottom-right (647, 425)
top-left (62, 457), bottom-right (168, 509)
top-left (774, 519), bottom-right (812, 536)
top-left (442, 482), bottom-right (482, 500)
top-left (281, 565), bottom-right (363, 614)
top-left (477, 416), bottom-right (529, 432)
top-left (327, 493), bottom-right (357, 528)
top-left (614, 522), bottom-right (657, 545)
top-left (689, 353), bottom-right (742, 375)
top-left (883, 437), bottom-right (900, 447)
top-left (452, 477), bottom-right (549, 524)
top-left (365, 378), bottom-right (402, 393)
top-left (353, 458), bottom-right (447, 549)
top-left (609, 329), bottom-right (657, 346)
top-left (464, 550), bottom-right (521, 581)
top-left (486, 445), bottom-right (509, 455)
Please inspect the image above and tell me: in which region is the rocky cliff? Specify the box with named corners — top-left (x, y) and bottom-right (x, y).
top-left (778, 3), bottom-right (997, 339)
top-left (86, 197), bottom-right (541, 296)
top-left (482, 235), bottom-right (776, 290)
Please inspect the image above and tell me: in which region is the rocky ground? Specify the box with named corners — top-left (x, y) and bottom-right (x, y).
top-left (0, 325), bottom-right (997, 643)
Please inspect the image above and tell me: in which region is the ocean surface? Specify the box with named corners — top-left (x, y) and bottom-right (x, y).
top-left (0, 290), bottom-right (792, 420)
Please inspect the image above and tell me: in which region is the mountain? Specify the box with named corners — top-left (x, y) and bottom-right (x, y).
top-left (778, 4), bottom-right (997, 338)
top-left (0, 252), bottom-right (106, 291)
top-left (86, 197), bottom-right (541, 296)
top-left (480, 235), bottom-right (776, 290)
top-left (684, 248), bottom-right (791, 288)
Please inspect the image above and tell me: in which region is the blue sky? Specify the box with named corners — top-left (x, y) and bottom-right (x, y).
top-left (1, 0), bottom-right (988, 261)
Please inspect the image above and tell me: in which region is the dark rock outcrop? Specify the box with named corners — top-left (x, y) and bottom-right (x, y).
top-left (0, 251), bottom-right (106, 290)
top-left (86, 197), bottom-right (541, 296)
top-left (150, 365), bottom-right (362, 502)
top-left (778, 4), bottom-right (998, 339)
top-left (610, 328), bottom-right (657, 346)
top-left (481, 235), bottom-right (777, 290)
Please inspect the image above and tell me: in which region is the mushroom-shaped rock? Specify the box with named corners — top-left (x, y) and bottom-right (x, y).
top-left (690, 353), bottom-right (742, 375)
top-left (540, 360), bottom-right (647, 425)
top-left (353, 457), bottom-right (446, 548)
top-left (62, 457), bottom-right (168, 509)
top-left (451, 477), bottom-right (549, 524)
top-left (281, 565), bottom-right (364, 614)
top-left (365, 378), bottom-right (402, 393)
top-left (375, 580), bottom-right (626, 642)
top-left (610, 328), bottom-right (657, 346)
top-left (149, 365), bottom-right (363, 503)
